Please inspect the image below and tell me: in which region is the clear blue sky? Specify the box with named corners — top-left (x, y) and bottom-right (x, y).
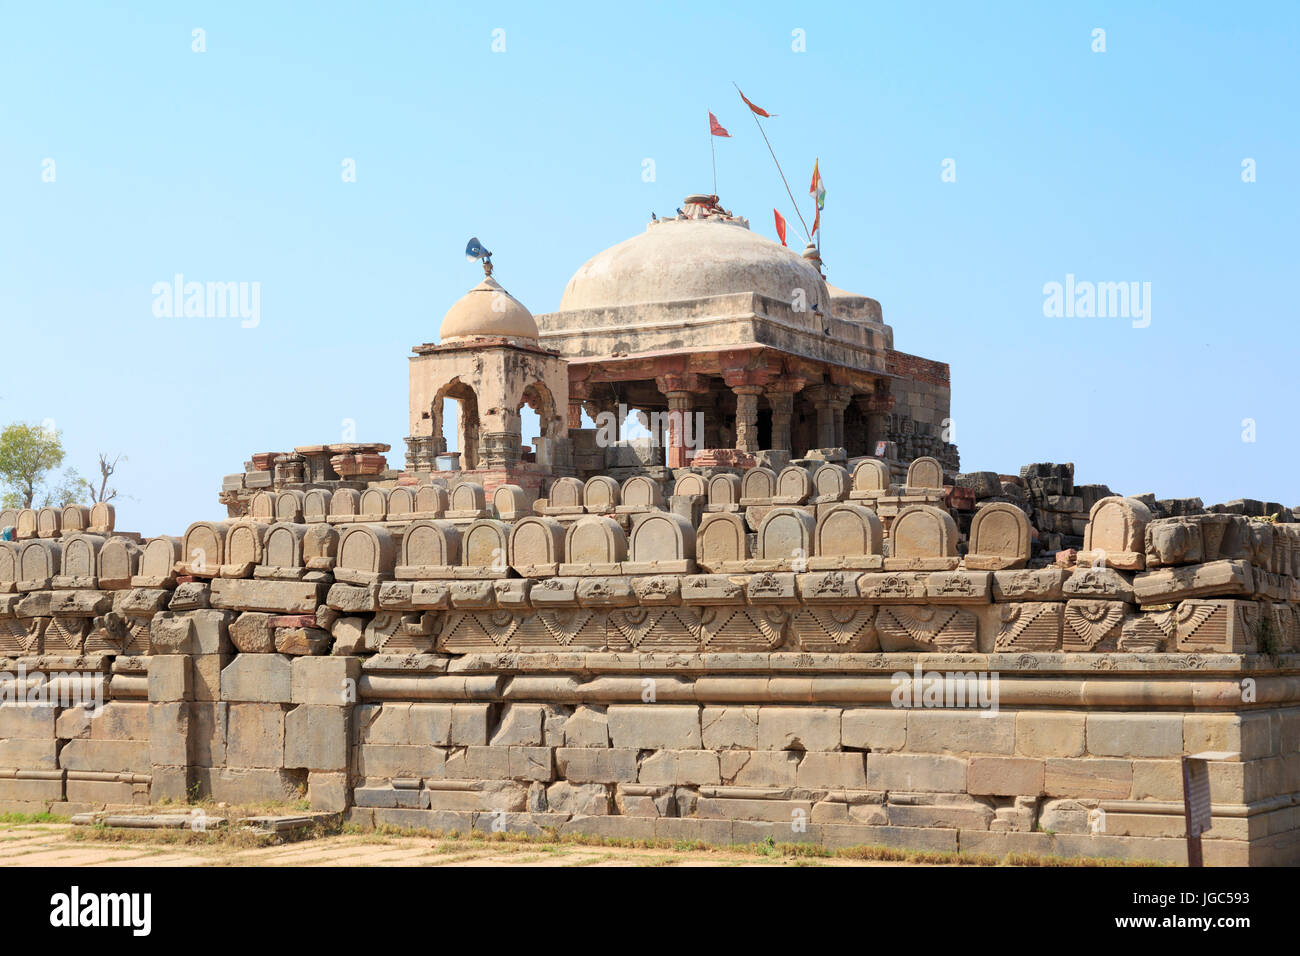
top-left (2, 1), bottom-right (1296, 535)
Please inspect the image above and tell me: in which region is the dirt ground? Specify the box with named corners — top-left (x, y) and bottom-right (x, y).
top-left (0, 819), bottom-right (923, 867)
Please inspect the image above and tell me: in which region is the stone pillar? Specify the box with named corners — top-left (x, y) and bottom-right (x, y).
top-left (568, 403), bottom-right (584, 430)
top-left (764, 383), bottom-right (801, 453)
top-left (664, 391), bottom-right (694, 469)
top-left (805, 384), bottom-right (853, 450)
top-left (733, 385), bottom-right (763, 454)
top-left (859, 391), bottom-right (895, 456)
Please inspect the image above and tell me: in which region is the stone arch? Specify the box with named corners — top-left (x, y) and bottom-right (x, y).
top-left (248, 491), bottom-right (276, 523)
top-left (756, 507), bottom-right (817, 566)
top-left (96, 536), bottom-right (141, 590)
top-left (812, 504), bottom-right (883, 569)
top-left (387, 486), bottom-right (417, 521)
top-left (547, 476), bottom-right (584, 511)
top-left (905, 456), bottom-right (944, 491)
top-left (628, 511), bottom-right (695, 573)
top-left (36, 507), bottom-right (62, 539)
top-left (61, 505), bottom-right (91, 534)
top-left (0, 541), bottom-right (20, 591)
top-left (620, 475), bottom-right (664, 511)
top-left (328, 488), bottom-right (361, 523)
top-left (696, 512), bottom-right (749, 572)
top-left (223, 521), bottom-right (270, 576)
top-left (398, 519), bottom-right (462, 577)
top-left (55, 532), bottom-right (106, 587)
top-left (89, 502), bottom-right (115, 534)
top-left (449, 481), bottom-right (487, 515)
top-left (740, 467), bottom-right (776, 505)
top-left (885, 505), bottom-right (960, 570)
top-left (966, 502), bottom-right (1031, 570)
top-left (812, 463), bottom-right (851, 502)
top-left (274, 490), bottom-right (306, 523)
top-left (707, 473), bottom-right (742, 510)
top-left (19, 539), bottom-right (60, 588)
top-left (0, 508), bottom-right (18, 533)
top-left (584, 475), bottom-right (621, 513)
top-left (135, 536), bottom-right (182, 587)
top-left (359, 487), bottom-right (389, 522)
top-left (16, 509), bottom-right (37, 540)
top-left (435, 377), bottom-right (480, 470)
top-left (673, 473), bottom-right (706, 498)
top-left (564, 515), bottom-right (628, 570)
top-left (774, 466), bottom-right (812, 504)
top-left (261, 522), bottom-right (309, 576)
top-left (303, 488), bottom-right (332, 523)
top-left (508, 516), bottom-right (565, 576)
top-left (462, 519), bottom-right (511, 573)
top-left (492, 484), bottom-right (529, 520)
top-left (850, 458), bottom-right (890, 498)
top-left (1081, 496), bottom-right (1152, 570)
top-left (518, 380), bottom-right (561, 465)
top-left (303, 524), bottom-right (338, 570)
top-left (336, 524), bottom-right (396, 585)
top-left (413, 484), bottom-right (448, 518)
top-left (181, 521), bottom-right (234, 576)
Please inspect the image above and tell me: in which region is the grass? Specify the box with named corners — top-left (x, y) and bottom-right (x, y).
top-left (1, 806), bottom-right (1171, 867)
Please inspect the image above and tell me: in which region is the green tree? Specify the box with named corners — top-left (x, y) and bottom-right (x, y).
top-left (0, 423), bottom-right (66, 509)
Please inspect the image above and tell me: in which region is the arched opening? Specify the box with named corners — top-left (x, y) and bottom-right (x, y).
top-left (518, 381), bottom-right (556, 466)
top-left (435, 378), bottom-right (480, 470)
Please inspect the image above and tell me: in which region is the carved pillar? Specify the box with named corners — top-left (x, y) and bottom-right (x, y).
top-left (764, 380), bottom-right (802, 453)
top-left (732, 385), bottom-right (763, 454)
top-left (568, 403), bottom-right (584, 430)
top-left (656, 372), bottom-right (708, 469)
top-left (859, 390), bottom-right (895, 456)
top-left (805, 384), bottom-right (852, 449)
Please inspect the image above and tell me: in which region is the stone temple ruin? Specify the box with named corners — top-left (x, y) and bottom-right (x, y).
top-left (2, 195), bottom-right (1298, 864)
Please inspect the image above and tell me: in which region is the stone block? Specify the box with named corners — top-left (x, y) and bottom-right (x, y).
top-left (1043, 758), bottom-right (1133, 799)
top-left (291, 655), bottom-right (360, 706)
top-left (148, 654), bottom-right (192, 702)
top-left (1086, 713), bottom-right (1183, 758)
top-left (225, 702), bottom-right (286, 769)
top-left (450, 703), bottom-right (493, 746)
top-left (796, 752), bottom-right (868, 788)
top-left (354, 744), bottom-right (446, 780)
top-left (607, 704), bottom-right (701, 749)
top-left (308, 771), bottom-right (349, 812)
top-left (701, 705), bottom-right (760, 750)
top-left (719, 750), bottom-right (799, 787)
top-left (148, 702), bottom-right (192, 767)
top-left (0, 737), bottom-right (58, 769)
top-left (866, 753), bottom-right (968, 792)
top-left (968, 756), bottom-right (1044, 796)
top-left (905, 711), bottom-right (1016, 755)
top-left (638, 749), bottom-right (721, 786)
top-left (490, 704), bottom-right (545, 747)
top-left (841, 708), bottom-right (907, 752)
top-left (555, 747), bottom-right (638, 783)
top-left (409, 703), bottom-right (454, 745)
top-left (1016, 712), bottom-right (1086, 758)
top-left (0, 703), bottom-right (57, 739)
top-left (284, 705), bottom-right (348, 771)
top-left (60, 738), bottom-right (150, 774)
top-left (546, 781), bottom-right (611, 815)
top-left (757, 706), bottom-right (841, 751)
top-left (220, 654), bottom-right (292, 703)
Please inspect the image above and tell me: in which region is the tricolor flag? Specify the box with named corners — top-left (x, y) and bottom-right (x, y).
top-left (809, 160), bottom-right (826, 210)
top-left (737, 87), bottom-right (772, 118)
top-left (773, 209), bottom-right (787, 246)
top-left (708, 111), bottom-right (731, 137)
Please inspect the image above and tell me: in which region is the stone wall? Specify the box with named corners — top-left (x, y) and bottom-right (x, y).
top-left (2, 467), bottom-right (1298, 865)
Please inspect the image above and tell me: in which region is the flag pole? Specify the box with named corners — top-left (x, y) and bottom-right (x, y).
top-left (711, 132), bottom-right (717, 195)
top-left (735, 81), bottom-right (812, 239)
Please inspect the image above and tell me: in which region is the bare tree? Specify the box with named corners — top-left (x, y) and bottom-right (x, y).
top-left (91, 453), bottom-right (124, 503)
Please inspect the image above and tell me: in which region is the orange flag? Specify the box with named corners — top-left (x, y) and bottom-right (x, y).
top-left (737, 87), bottom-right (772, 117)
top-left (773, 209), bottom-right (787, 246)
top-left (708, 111), bottom-right (731, 137)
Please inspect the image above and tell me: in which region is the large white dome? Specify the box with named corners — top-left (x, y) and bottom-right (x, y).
top-left (558, 214), bottom-right (831, 313)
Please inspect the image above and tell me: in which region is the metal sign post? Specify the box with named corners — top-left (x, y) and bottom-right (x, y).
top-left (1181, 751), bottom-right (1238, 867)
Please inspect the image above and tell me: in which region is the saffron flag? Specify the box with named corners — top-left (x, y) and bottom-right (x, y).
top-left (737, 87), bottom-right (771, 117)
top-left (773, 209), bottom-right (787, 246)
top-left (708, 111), bottom-right (731, 137)
top-left (809, 160), bottom-right (826, 209)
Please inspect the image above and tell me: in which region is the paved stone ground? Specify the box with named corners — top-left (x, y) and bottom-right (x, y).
top-left (0, 821), bottom-right (923, 867)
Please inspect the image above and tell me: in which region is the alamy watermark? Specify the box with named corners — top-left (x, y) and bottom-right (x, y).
top-left (0, 664), bottom-right (104, 716)
top-left (890, 663), bottom-right (1000, 716)
top-left (152, 274), bottom-right (260, 327)
top-left (1043, 274), bottom-right (1151, 328)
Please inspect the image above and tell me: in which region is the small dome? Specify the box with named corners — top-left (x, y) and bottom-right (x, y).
top-left (439, 275), bottom-right (538, 342)
top-left (827, 283), bottom-right (884, 324)
top-left (558, 208), bottom-right (830, 313)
